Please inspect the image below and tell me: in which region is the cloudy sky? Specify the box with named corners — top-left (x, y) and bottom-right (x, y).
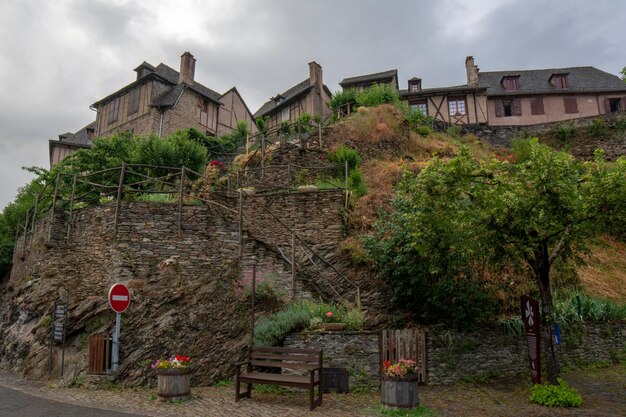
top-left (0, 0), bottom-right (624, 208)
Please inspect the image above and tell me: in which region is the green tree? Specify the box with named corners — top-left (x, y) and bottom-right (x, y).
top-left (366, 140), bottom-right (626, 384)
top-left (620, 66), bottom-right (626, 81)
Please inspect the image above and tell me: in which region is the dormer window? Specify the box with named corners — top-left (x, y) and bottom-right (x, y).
top-left (408, 78), bottom-right (422, 93)
top-left (502, 76), bottom-right (519, 91)
top-left (272, 94), bottom-right (285, 104)
top-left (551, 74), bottom-right (569, 89)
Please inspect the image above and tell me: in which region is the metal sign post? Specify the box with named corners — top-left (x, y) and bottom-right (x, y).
top-left (108, 283), bottom-right (130, 373)
top-left (48, 302), bottom-right (68, 376)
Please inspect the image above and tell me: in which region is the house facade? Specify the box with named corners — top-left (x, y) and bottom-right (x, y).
top-left (340, 69), bottom-right (399, 91)
top-left (49, 52), bottom-right (257, 166)
top-left (401, 56), bottom-right (626, 126)
top-left (254, 62), bottom-right (332, 130)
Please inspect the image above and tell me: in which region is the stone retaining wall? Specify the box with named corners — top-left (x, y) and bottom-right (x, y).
top-left (284, 322), bottom-right (626, 388)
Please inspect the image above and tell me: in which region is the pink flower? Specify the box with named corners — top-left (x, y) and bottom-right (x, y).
top-left (325, 311), bottom-right (333, 318)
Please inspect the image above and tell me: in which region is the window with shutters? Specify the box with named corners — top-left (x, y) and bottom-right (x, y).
top-left (127, 88), bottom-right (140, 116)
top-left (408, 79), bottom-right (422, 93)
top-left (108, 98), bottom-right (120, 124)
top-left (495, 98), bottom-right (521, 117)
top-left (502, 76), bottom-right (519, 91)
top-left (563, 97), bottom-right (578, 114)
top-left (448, 96), bottom-right (467, 116)
top-left (551, 74), bottom-right (569, 89)
top-left (530, 97), bottom-right (545, 115)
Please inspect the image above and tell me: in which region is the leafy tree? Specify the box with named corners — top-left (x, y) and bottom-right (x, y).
top-left (366, 140), bottom-right (626, 384)
top-left (620, 66), bottom-right (626, 81)
top-left (329, 88), bottom-right (358, 112)
top-left (355, 83), bottom-right (402, 108)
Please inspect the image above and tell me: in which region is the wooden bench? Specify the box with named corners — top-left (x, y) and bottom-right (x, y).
top-left (235, 346), bottom-right (323, 411)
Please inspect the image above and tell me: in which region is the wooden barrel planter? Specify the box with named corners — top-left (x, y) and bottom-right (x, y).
top-left (381, 374), bottom-right (419, 409)
top-left (157, 368), bottom-right (192, 402)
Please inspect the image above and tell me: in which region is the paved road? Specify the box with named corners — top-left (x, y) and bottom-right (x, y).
top-left (0, 385), bottom-right (146, 417)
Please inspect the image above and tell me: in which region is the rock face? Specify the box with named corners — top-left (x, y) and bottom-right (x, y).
top-left (0, 193), bottom-right (348, 386)
top-left (1, 202), bottom-right (250, 386)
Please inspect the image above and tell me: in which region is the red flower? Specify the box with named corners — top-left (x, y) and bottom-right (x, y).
top-left (176, 355), bottom-right (181, 361)
top-left (383, 360), bottom-right (391, 370)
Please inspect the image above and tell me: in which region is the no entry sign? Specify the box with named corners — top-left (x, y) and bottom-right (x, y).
top-left (108, 283), bottom-right (131, 313)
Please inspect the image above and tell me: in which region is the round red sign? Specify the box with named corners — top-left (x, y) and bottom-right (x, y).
top-left (108, 283), bottom-right (131, 313)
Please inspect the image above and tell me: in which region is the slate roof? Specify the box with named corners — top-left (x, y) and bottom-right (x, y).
top-left (92, 62), bottom-right (222, 108)
top-left (340, 69), bottom-right (398, 88)
top-left (478, 66), bottom-right (626, 96)
top-left (254, 79), bottom-right (333, 118)
top-left (57, 121), bottom-right (97, 146)
top-left (254, 79), bottom-right (311, 118)
top-left (400, 84), bottom-right (485, 97)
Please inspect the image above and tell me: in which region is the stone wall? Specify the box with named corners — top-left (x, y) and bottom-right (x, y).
top-left (284, 331), bottom-right (380, 390)
top-left (285, 322), bottom-right (626, 388)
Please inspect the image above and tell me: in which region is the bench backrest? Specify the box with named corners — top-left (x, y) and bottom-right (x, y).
top-left (249, 346), bottom-right (322, 371)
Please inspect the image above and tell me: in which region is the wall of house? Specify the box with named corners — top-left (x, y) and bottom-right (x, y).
top-left (160, 89), bottom-right (219, 137)
top-left (50, 143), bottom-right (79, 166)
top-left (486, 94), bottom-right (605, 126)
top-left (416, 93), bottom-right (484, 125)
top-left (217, 90), bottom-right (258, 137)
top-left (97, 82), bottom-right (155, 137)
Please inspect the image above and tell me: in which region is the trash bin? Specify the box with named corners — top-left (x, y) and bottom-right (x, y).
top-left (322, 367), bottom-right (349, 393)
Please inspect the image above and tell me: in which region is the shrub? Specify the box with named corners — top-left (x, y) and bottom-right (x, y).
top-left (348, 168), bottom-right (368, 197)
top-left (550, 123), bottom-right (577, 142)
top-left (235, 269), bottom-right (286, 309)
top-left (355, 84), bottom-right (402, 108)
top-left (253, 302), bottom-right (312, 346)
top-left (511, 137), bottom-right (535, 163)
top-left (328, 145), bottom-right (361, 172)
top-left (329, 88), bottom-right (358, 112)
top-left (583, 118), bottom-right (609, 139)
top-left (447, 125), bottom-right (461, 139)
top-left (344, 308), bottom-right (366, 331)
top-left (530, 378), bottom-right (583, 407)
top-left (418, 126), bottom-right (431, 137)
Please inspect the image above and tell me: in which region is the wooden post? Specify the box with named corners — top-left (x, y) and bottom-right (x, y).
top-left (318, 120), bottom-right (322, 147)
top-left (114, 163), bottom-right (126, 235)
top-left (47, 173), bottom-right (61, 245)
top-left (66, 175), bottom-right (77, 239)
top-left (22, 208), bottom-right (30, 256)
top-left (291, 232), bottom-right (296, 299)
top-left (246, 133), bottom-right (250, 156)
top-left (236, 170), bottom-right (240, 191)
top-left (250, 264), bottom-right (256, 346)
top-left (344, 160), bottom-right (349, 208)
top-left (178, 166), bottom-right (185, 233)
top-left (31, 193), bottom-right (40, 235)
top-left (238, 190), bottom-right (243, 258)
top-left (261, 135), bottom-right (266, 179)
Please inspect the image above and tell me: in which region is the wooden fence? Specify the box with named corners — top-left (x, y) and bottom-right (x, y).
top-left (380, 328), bottom-right (428, 384)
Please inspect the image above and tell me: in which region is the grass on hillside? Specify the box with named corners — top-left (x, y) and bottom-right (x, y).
top-left (577, 235), bottom-right (626, 303)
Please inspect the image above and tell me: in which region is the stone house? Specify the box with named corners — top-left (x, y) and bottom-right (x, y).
top-left (254, 62), bottom-right (332, 130)
top-left (401, 56), bottom-right (626, 126)
top-left (339, 69), bottom-right (399, 92)
top-left (49, 52), bottom-right (256, 166)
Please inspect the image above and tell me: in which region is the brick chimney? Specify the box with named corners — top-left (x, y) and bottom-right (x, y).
top-left (179, 52), bottom-right (196, 85)
top-left (466, 56), bottom-right (479, 87)
top-left (308, 61), bottom-right (323, 91)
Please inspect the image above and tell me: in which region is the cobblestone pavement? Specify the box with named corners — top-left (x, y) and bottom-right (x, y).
top-left (0, 365), bottom-right (624, 416)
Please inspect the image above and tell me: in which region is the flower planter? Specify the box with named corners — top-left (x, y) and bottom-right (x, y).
top-left (297, 185), bottom-right (318, 193)
top-left (381, 374), bottom-right (419, 409)
top-left (319, 323), bottom-right (346, 331)
top-left (157, 367), bottom-right (192, 402)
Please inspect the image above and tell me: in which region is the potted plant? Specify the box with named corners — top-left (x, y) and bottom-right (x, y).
top-left (152, 355), bottom-right (192, 402)
top-left (381, 359), bottom-right (419, 409)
